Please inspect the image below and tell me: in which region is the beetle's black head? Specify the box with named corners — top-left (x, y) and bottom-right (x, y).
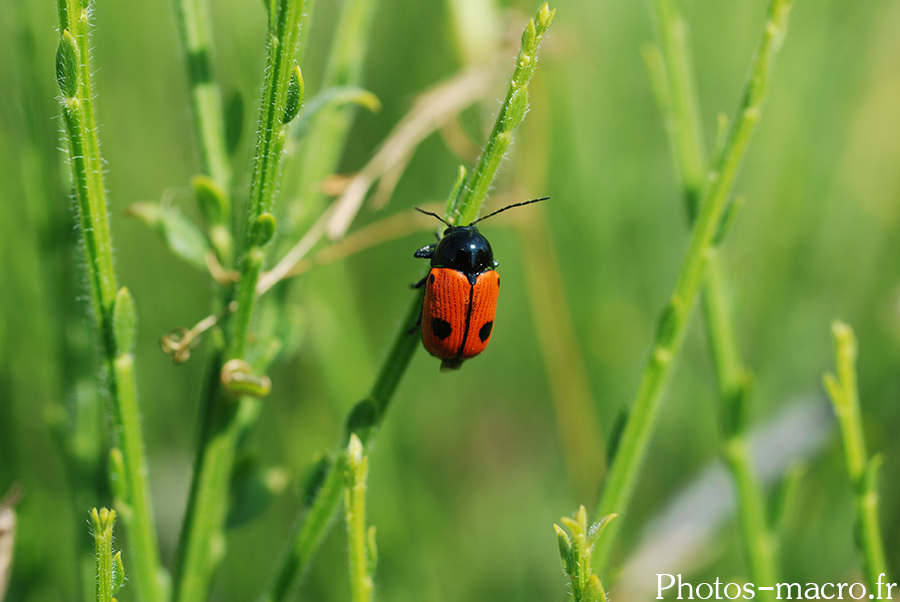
top-left (432, 226), bottom-right (494, 275)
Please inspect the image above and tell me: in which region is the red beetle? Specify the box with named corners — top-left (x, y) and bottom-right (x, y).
top-left (413, 198), bottom-right (548, 370)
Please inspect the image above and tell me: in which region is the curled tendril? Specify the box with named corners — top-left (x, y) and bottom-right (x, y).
top-left (160, 327), bottom-right (196, 363)
top-left (160, 301), bottom-right (237, 363)
top-left (220, 359), bottom-right (272, 398)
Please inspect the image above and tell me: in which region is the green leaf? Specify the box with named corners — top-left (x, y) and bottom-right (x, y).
top-left (344, 398), bottom-right (379, 444)
top-left (588, 574), bottom-right (608, 602)
top-left (366, 526), bottom-right (378, 574)
top-left (111, 551), bottom-right (125, 594)
top-left (300, 456), bottom-right (331, 508)
top-left (554, 524), bottom-right (575, 575)
top-left (443, 165), bottom-right (468, 220)
top-left (720, 369), bottom-right (752, 438)
top-left (225, 89), bottom-right (245, 155)
top-left (56, 30), bottom-right (79, 98)
top-left (521, 19), bottom-right (537, 51)
top-left (655, 296), bottom-right (685, 347)
top-left (113, 287), bottom-right (137, 356)
top-left (128, 202), bottom-right (211, 270)
top-left (536, 2), bottom-right (555, 31)
top-left (291, 86), bottom-right (381, 139)
top-left (714, 194), bottom-right (745, 245)
top-left (250, 213), bottom-right (277, 247)
top-left (769, 462), bottom-right (805, 531)
top-left (502, 87), bottom-right (529, 132)
top-left (192, 175), bottom-right (229, 227)
top-left (108, 448), bottom-right (127, 506)
top-left (283, 65), bottom-right (305, 124)
top-left (863, 454), bottom-right (883, 496)
top-left (227, 455), bottom-right (289, 528)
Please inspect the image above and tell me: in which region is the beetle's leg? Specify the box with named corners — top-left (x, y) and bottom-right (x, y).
top-left (411, 275), bottom-right (428, 289)
top-left (406, 307), bottom-right (423, 336)
top-left (414, 243), bottom-right (436, 259)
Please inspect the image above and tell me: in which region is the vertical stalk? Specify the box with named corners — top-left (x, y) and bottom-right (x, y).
top-left (174, 0), bottom-right (235, 263)
top-left (91, 508), bottom-right (115, 602)
top-left (649, 0), bottom-right (706, 213)
top-left (644, 0), bottom-right (780, 595)
top-left (55, 4), bottom-right (164, 601)
top-left (592, 0), bottom-right (795, 576)
top-left (173, 2), bottom-right (305, 601)
top-left (344, 435), bottom-right (376, 602)
top-left (174, 0), bottom-right (232, 193)
top-left (449, 2), bottom-right (555, 227)
top-left (824, 322), bottom-right (890, 593)
top-left (231, 0), bottom-right (305, 358)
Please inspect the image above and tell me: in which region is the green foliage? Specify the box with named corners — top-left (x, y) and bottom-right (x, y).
top-left (824, 322), bottom-right (890, 594)
top-left (3, 0), bottom-right (900, 601)
top-left (128, 203), bottom-right (211, 270)
top-left (344, 435), bottom-right (376, 602)
top-left (90, 508), bottom-right (124, 602)
top-left (592, 0), bottom-right (796, 577)
top-left (555, 506), bottom-right (613, 602)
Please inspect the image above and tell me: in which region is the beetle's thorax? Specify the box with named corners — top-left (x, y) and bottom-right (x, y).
top-left (431, 226), bottom-right (494, 275)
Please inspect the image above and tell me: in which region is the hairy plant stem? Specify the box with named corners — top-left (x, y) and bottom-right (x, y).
top-left (449, 3), bottom-right (555, 226)
top-left (824, 322), bottom-right (890, 593)
top-left (55, 4), bottom-right (164, 601)
top-left (645, 0), bottom-right (780, 596)
top-left (592, 0), bottom-right (795, 576)
top-left (91, 508), bottom-right (118, 602)
top-left (173, 2), bottom-right (305, 601)
top-left (345, 435), bottom-right (375, 602)
top-left (261, 6), bottom-right (555, 599)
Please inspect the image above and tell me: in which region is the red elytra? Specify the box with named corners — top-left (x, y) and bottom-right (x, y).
top-left (421, 268), bottom-right (499, 367)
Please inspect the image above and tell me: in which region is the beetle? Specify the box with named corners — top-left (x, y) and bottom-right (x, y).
top-left (412, 197), bottom-right (549, 370)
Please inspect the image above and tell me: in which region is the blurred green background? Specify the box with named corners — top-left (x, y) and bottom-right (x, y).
top-left (2, 0), bottom-right (899, 600)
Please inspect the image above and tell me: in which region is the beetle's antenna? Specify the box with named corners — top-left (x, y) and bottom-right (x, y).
top-left (413, 206), bottom-right (452, 227)
top-left (469, 196), bottom-right (550, 225)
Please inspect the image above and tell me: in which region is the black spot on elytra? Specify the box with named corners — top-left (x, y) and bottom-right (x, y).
top-left (497, 276), bottom-right (500, 288)
top-left (432, 318), bottom-right (452, 340)
top-left (478, 321), bottom-right (493, 343)
top-left (429, 273), bottom-right (436, 284)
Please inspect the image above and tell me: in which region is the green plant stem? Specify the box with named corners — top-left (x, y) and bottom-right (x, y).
top-left (266, 454), bottom-right (348, 602)
top-left (261, 7), bottom-right (555, 599)
top-left (556, 507), bottom-right (613, 602)
top-left (56, 5), bottom-right (164, 602)
top-left (824, 322), bottom-right (889, 593)
top-left (649, 0), bottom-right (706, 213)
top-left (91, 508), bottom-right (116, 602)
top-left (174, 0), bottom-right (232, 194)
top-left (174, 0), bottom-right (235, 264)
top-left (230, 0), bottom-right (304, 358)
top-left (173, 3), bottom-right (304, 601)
top-left (262, 292), bottom-right (422, 602)
top-left (174, 381), bottom-right (261, 602)
top-left (703, 253), bottom-right (778, 596)
top-left (592, 0), bottom-right (795, 575)
top-left (449, 2), bottom-right (555, 226)
top-left (646, 0), bottom-right (780, 595)
top-left (345, 435), bottom-right (375, 602)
